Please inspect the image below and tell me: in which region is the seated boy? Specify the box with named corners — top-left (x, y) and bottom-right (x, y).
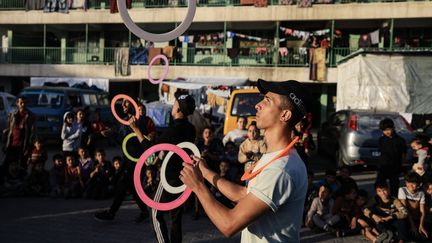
top-left (305, 184), bottom-right (337, 232)
top-left (316, 169), bottom-right (339, 195)
top-left (398, 172), bottom-right (429, 240)
top-left (363, 181), bottom-right (408, 242)
top-left (331, 185), bottom-right (359, 237)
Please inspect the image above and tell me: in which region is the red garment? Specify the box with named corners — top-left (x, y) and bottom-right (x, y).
top-left (110, 0), bottom-right (131, 13)
top-left (91, 121), bottom-right (107, 134)
top-left (29, 148), bottom-right (48, 165)
top-left (11, 111), bottom-right (26, 147)
top-left (64, 166), bottom-right (80, 185)
top-left (144, 117), bottom-right (156, 135)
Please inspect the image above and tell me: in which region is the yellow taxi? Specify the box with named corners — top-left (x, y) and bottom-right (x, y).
top-left (223, 88), bottom-right (262, 135)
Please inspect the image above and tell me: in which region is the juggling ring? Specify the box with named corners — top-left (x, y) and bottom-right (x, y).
top-left (110, 94), bottom-right (140, 125)
top-left (122, 133), bottom-right (138, 162)
top-left (148, 54), bottom-right (169, 85)
top-left (160, 142), bottom-right (200, 194)
top-left (117, 0), bottom-right (197, 43)
top-left (122, 133), bottom-right (153, 163)
top-left (134, 143), bottom-right (193, 211)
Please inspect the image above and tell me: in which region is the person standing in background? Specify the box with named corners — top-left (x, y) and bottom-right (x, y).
top-left (2, 96), bottom-right (37, 180)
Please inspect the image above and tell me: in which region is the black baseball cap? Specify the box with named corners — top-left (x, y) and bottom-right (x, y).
top-left (257, 79), bottom-right (310, 116)
top-left (175, 93), bottom-right (195, 116)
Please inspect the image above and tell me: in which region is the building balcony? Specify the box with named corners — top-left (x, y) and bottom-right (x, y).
top-left (0, 46), bottom-right (429, 81)
top-left (0, 0), bottom-right (430, 10)
top-left (1, 0), bottom-right (431, 23)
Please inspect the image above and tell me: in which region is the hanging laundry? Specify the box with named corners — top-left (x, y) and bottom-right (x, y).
top-left (240, 48), bottom-right (250, 56)
top-left (315, 48), bottom-right (326, 81)
top-left (297, 0), bottom-right (312, 8)
top-left (279, 47), bottom-right (288, 57)
top-left (358, 34), bottom-right (371, 48)
top-left (284, 28), bottom-right (293, 36)
top-left (115, 48), bottom-right (130, 76)
top-left (370, 29), bottom-right (380, 45)
top-left (349, 34), bottom-right (360, 49)
top-left (26, 0), bottom-right (45, 11)
top-left (227, 48), bottom-right (240, 59)
top-left (163, 46), bottom-right (175, 60)
top-left (254, 0), bottom-right (267, 7)
top-left (256, 47), bottom-right (267, 55)
top-left (111, 0), bottom-right (131, 13)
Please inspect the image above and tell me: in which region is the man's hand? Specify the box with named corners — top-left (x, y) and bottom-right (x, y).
top-left (350, 217), bottom-right (357, 230)
top-left (180, 163), bottom-right (204, 192)
top-left (382, 215), bottom-right (393, 222)
top-left (419, 225), bottom-right (429, 238)
top-left (372, 214), bottom-right (382, 223)
top-left (191, 155), bottom-right (210, 176)
top-left (128, 116), bottom-right (138, 130)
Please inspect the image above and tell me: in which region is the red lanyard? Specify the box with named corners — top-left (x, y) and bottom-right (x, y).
top-left (241, 137), bottom-right (299, 182)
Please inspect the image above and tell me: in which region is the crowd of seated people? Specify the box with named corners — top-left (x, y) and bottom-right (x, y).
top-left (1, 102), bottom-right (432, 243)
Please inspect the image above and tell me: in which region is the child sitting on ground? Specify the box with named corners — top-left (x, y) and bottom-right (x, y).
top-left (49, 154), bottom-right (65, 198)
top-left (331, 185), bottom-right (359, 237)
top-left (398, 172), bottom-right (429, 240)
top-left (77, 146), bottom-right (94, 191)
top-left (26, 138), bottom-right (48, 175)
top-left (423, 180), bottom-right (432, 240)
top-left (24, 162), bottom-right (50, 196)
top-left (362, 182), bottom-right (408, 243)
top-left (305, 184), bottom-right (337, 232)
top-left (64, 155), bottom-right (81, 198)
top-left (316, 169), bottom-right (339, 195)
top-left (85, 148), bottom-right (112, 199)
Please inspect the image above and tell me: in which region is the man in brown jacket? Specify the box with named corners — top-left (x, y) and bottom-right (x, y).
top-left (2, 96), bottom-right (37, 180)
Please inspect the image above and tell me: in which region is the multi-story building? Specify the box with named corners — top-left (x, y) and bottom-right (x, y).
top-left (0, 0), bottom-right (431, 124)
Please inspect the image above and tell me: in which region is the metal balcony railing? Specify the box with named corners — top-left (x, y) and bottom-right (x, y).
top-left (1, 46), bottom-right (430, 67)
top-left (0, 0), bottom-right (428, 10)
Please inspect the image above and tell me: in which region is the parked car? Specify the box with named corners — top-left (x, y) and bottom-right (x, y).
top-left (0, 92), bottom-right (16, 138)
top-left (317, 109), bottom-right (415, 167)
top-left (19, 86), bottom-right (113, 140)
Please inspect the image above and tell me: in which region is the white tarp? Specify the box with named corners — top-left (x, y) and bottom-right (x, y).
top-left (163, 76), bottom-right (248, 90)
top-left (30, 77), bottom-right (109, 92)
top-left (337, 54), bottom-right (432, 113)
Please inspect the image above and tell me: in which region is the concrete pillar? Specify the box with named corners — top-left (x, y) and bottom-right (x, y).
top-left (61, 36), bottom-right (66, 64)
top-left (320, 85), bottom-right (328, 124)
top-left (99, 32), bottom-right (105, 62)
top-left (182, 41), bottom-right (188, 63)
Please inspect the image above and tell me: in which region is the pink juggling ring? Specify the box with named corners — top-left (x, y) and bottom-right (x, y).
top-left (134, 143), bottom-right (193, 211)
top-left (148, 54), bottom-right (169, 84)
top-left (110, 94), bottom-right (140, 126)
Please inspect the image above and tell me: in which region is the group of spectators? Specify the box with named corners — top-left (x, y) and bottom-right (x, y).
top-left (1, 94), bottom-right (432, 243)
top-left (305, 118), bottom-right (432, 243)
top-left (305, 169), bottom-right (432, 242)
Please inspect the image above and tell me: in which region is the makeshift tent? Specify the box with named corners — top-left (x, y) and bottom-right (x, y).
top-left (337, 53), bottom-right (432, 114)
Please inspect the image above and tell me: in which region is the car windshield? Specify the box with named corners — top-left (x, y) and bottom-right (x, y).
top-left (22, 91), bottom-right (64, 108)
top-left (231, 93), bottom-right (261, 116)
top-left (358, 114), bottom-right (408, 132)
